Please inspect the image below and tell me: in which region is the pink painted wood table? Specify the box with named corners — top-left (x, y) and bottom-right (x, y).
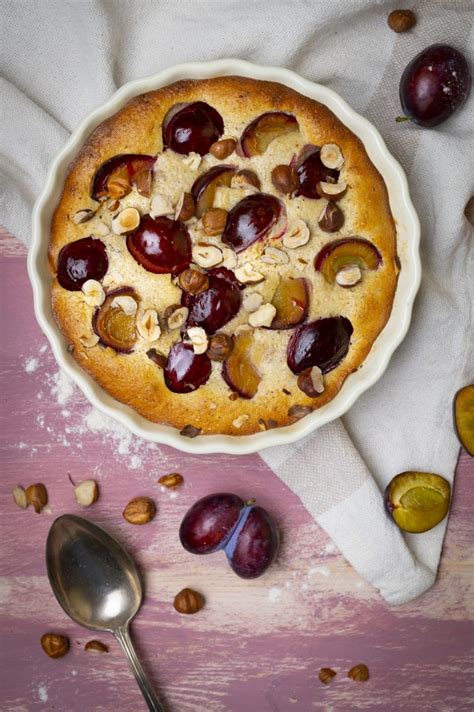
top-left (1, 230), bottom-right (473, 712)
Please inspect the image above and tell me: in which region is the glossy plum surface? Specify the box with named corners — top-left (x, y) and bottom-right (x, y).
top-left (164, 341), bottom-right (212, 394)
top-left (314, 238), bottom-right (382, 283)
top-left (224, 505), bottom-right (280, 579)
top-left (179, 493), bottom-right (245, 554)
top-left (56, 237), bottom-right (108, 291)
top-left (127, 215), bottom-right (191, 275)
top-left (287, 316), bottom-right (353, 374)
top-left (222, 193), bottom-right (281, 253)
top-left (295, 146), bottom-right (339, 199)
top-left (270, 277), bottom-right (309, 329)
top-left (399, 44), bottom-right (471, 127)
top-left (163, 101), bottom-right (224, 155)
top-left (182, 267), bottom-right (242, 334)
top-left (91, 154), bottom-right (155, 200)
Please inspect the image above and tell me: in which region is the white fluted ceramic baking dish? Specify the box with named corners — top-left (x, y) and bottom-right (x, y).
top-left (28, 59), bottom-right (421, 455)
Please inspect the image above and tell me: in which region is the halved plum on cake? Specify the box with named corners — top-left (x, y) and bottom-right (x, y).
top-left (191, 165), bottom-right (236, 218)
top-left (295, 146), bottom-right (339, 199)
top-left (93, 288), bottom-right (138, 353)
top-left (270, 278), bottom-right (309, 330)
top-left (222, 194), bottom-right (282, 253)
top-left (91, 155), bottom-right (155, 200)
top-left (126, 215), bottom-right (192, 275)
top-left (162, 102), bottom-right (224, 156)
top-left (237, 112), bottom-right (299, 157)
top-left (164, 341), bottom-right (212, 393)
top-left (314, 238), bottom-right (382, 284)
top-left (182, 268), bottom-right (242, 335)
top-left (56, 237), bottom-right (108, 291)
top-left (287, 316), bottom-right (353, 374)
top-left (222, 331), bottom-right (262, 399)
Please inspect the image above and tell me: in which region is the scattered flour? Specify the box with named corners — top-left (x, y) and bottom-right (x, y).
top-left (25, 357), bottom-right (39, 373)
top-left (268, 587), bottom-right (282, 602)
top-left (38, 686), bottom-right (48, 702)
top-left (50, 370), bottom-right (75, 406)
top-left (323, 542), bottom-right (337, 555)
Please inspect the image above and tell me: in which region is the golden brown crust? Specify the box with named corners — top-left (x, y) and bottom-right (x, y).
top-left (50, 76), bottom-right (398, 435)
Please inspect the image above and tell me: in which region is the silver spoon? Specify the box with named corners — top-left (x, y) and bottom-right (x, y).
top-left (46, 514), bottom-right (164, 712)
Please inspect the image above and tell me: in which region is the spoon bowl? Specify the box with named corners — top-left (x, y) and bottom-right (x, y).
top-left (46, 514), bottom-right (164, 711)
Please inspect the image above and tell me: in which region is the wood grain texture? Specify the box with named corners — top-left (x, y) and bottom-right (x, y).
top-left (0, 228), bottom-right (473, 712)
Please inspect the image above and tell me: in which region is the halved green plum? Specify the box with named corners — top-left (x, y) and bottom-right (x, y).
top-left (314, 238), bottom-right (382, 284)
top-left (384, 472), bottom-right (451, 533)
top-left (237, 112), bottom-right (299, 157)
top-left (222, 331), bottom-right (261, 399)
top-left (454, 384), bottom-right (474, 456)
top-left (191, 165), bottom-right (236, 218)
top-left (91, 154), bottom-right (155, 200)
top-left (270, 278), bottom-right (309, 329)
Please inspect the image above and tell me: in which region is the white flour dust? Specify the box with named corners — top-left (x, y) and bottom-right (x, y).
top-left (21, 345), bottom-right (162, 470)
top-left (268, 587), bottom-right (282, 602)
top-left (38, 685), bottom-right (48, 702)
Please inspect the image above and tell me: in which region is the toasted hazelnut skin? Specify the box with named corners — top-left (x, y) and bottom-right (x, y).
top-left (180, 424), bottom-right (202, 438)
top-left (207, 333), bottom-right (234, 362)
top-left (146, 348), bottom-right (167, 368)
top-left (173, 588), bottom-right (205, 614)
top-left (319, 668), bottom-right (337, 685)
top-left (318, 201), bottom-right (344, 232)
top-left (235, 169), bottom-right (261, 189)
top-left (122, 497), bottom-right (156, 525)
top-left (271, 164), bottom-right (299, 194)
top-left (297, 369), bottom-right (323, 398)
top-left (209, 138), bottom-right (237, 159)
top-left (348, 663), bottom-right (370, 681)
top-left (85, 640), bottom-right (109, 653)
top-left (41, 633), bottom-right (70, 659)
top-left (202, 208), bottom-right (228, 236)
top-left (178, 268), bottom-right (209, 295)
top-left (26, 483), bottom-right (48, 513)
top-left (158, 473), bottom-right (184, 489)
top-left (387, 9), bottom-right (416, 32)
top-left (288, 404), bottom-right (312, 422)
top-left (177, 192), bottom-right (195, 221)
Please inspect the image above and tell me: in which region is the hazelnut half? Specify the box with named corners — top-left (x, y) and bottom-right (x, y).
top-left (207, 333), bottom-right (233, 361)
top-left (74, 479), bottom-right (99, 507)
top-left (12, 486), bottom-right (28, 510)
top-left (271, 164), bottom-right (299, 194)
top-left (158, 473), bottom-right (184, 489)
top-left (319, 668), bottom-right (337, 685)
top-left (209, 138), bottom-right (237, 160)
top-left (297, 367), bottom-right (325, 397)
top-left (122, 497), bottom-right (156, 525)
top-left (180, 424), bottom-right (202, 438)
top-left (176, 192), bottom-right (195, 221)
top-left (173, 588), bottom-right (205, 614)
top-left (233, 169), bottom-right (261, 190)
top-left (288, 404), bottom-right (312, 422)
top-left (178, 268), bottom-right (209, 295)
top-left (202, 208), bottom-right (228, 236)
top-left (85, 640), bottom-right (109, 653)
top-left (26, 483), bottom-right (48, 513)
top-left (318, 202), bottom-right (344, 233)
top-left (348, 663), bottom-right (370, 681)
top-left (41, 633), bottom-right (69, 659)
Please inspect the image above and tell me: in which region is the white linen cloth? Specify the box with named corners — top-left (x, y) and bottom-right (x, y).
top-left (1, 0), bottom-right (472, 605)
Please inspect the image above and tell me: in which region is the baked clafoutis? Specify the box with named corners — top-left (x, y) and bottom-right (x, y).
top-left (50, 77), bottom-right (399, 436)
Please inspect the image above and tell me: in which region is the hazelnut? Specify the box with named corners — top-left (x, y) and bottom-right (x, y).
top-left (387, 9), bottom-right (416, 32)
top-left (348, 663), bottom-right (370, 681)
top-left (84, 640), bottom-right (109, 653)
top-left (207, 333), bottom-right (233, 361)
top-left (316, 180), bottom-right (348, 201)
top-left (178, 268), bottom-right (209, 295)
top-left (209, 138), bottom-right (237, 160)
top-left (297, 367), bottom-right (325, 398)
top-left (167, 305), bottom-right (189, 330)
top-left (233, 169), bottom-right (261, 190)
top-left (335, 265), bottom-right (362, 287)
top-left (271, 164), bottom-right (299, 194)
top-left (202, 208), bottom-right (228, 236)
top-left (72, 208), bottom-right (97, 224)
top-left (26, 483), bottom-right (48, 513)
top-left (318, 202), bottom-right (344, 233)
top-left (122, 497), bottom-right (156, 525)
top-left (137, 309), bottom-right (162, 342)
top-left (320, 144), bottom-right (344, 170)
top-left (134, 167), bottom-right (152, 198)
top-left (111, 207), bottom-right (141, 235)
top-left (258, 418), bottom-right (278, 431)
top-left (192, 244), bottom-right (223, 269)
top-left (180, 424), bottom-right (201, 438)
top-left (12, 486), bottom-right (28, 510)
top-left (73, 479), bottom-right (99, 507)
top-left (146, 348), bottom-right (167, 368)
top-left (176, 192), bottom-right (196, 221)
top-left (41, 633), bottom-right (69, 659)
top-left (319, 668), bottom-right (337, 685)
top-left (288, 404), bottom-right (312, 422)
top-left (186, 326), bottom-right (208, 355)
top-left (173, 588), bottom-right (205, 614)
top-left (158, 473), bottom-right (184, 489)
top-left (107, 172), bottom-right (131, 200)
top-left (248, 303), bottom-right (276, 328)
top-left (282, 219), bottom-right (310, 249)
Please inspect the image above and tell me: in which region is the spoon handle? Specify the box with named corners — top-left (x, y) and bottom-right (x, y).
top-left (115, 626), bottom-right (165, 712)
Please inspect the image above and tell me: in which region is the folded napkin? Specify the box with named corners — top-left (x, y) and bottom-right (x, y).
top-left (1, 0), bottom-right (472, 604)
